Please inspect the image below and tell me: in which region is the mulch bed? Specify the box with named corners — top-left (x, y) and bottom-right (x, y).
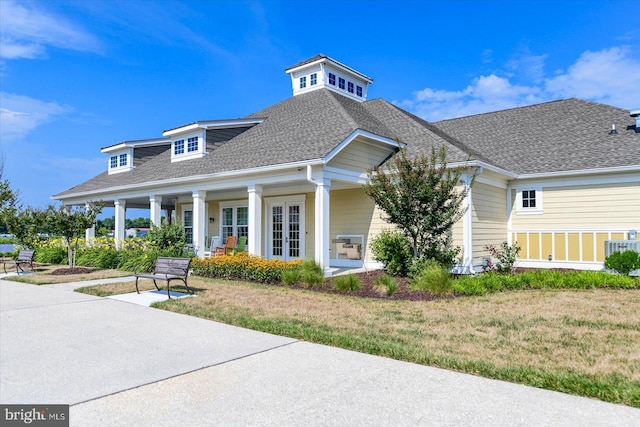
top-left (50, 267), bottom-right (94, 275)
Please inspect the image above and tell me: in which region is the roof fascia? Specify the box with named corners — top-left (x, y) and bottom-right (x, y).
top-left (516, 164), bottom-right (640, 180)
top-left (53, 158), bottom-right (324, 201)
top-left (323, 130), bottom-right (403, 164)
top-left (101, 138), bottom-right (171, 153)
top-left (162, 118), bottom-right (265, 137)
top-left (446, 160), bottom-right (517, 179)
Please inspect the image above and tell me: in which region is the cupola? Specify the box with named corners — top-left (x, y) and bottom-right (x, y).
top-left (285, 54), bottom-right (373, 102)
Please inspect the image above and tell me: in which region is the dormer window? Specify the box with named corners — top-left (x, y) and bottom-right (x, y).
top-left (187, 136), bottom-right (198, 152)
top-left (119, 153), bottom-right (127, 167)
top-left (310, 73), bottom-right (317, 86)
top-left (110, 156), bottom-right (118, 169)
top-left (328, 73), bottom-right (336, 86)
top-left (106, 149), bottom-right (133, 174)
top-left (338, 77), bottom-right (345, 90)
top-left (300, 76), bottom-right (307, 89)
top-left (174, 139), bottom-right (185, 155)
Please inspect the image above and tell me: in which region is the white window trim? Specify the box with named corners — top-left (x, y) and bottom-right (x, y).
top-left (171, 130), bottom-right (206, 162)
top-left (107, 149), bottom-right (133, 174)
top-left (515, 187), bottom-right (544, 215)
top-left (182, 204), bottom-right (194, 244)
top-left (219, 200), bottom-right (249, 239)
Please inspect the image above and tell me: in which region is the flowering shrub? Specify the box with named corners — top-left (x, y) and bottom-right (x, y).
top-left (192, 252), bottom-right (301, 283)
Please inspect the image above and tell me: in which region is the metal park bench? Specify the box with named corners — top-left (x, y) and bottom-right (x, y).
top-left (3, 249), bottom-right (36, 274)
top-left (134, 257), bottom-right (192, 298)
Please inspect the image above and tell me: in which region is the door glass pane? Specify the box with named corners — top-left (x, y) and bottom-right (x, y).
top-left (272, 206), bottom-right (283, 256)
top-left (288, 205), bottom-right (300, 258)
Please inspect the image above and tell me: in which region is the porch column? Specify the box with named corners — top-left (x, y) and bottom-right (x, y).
top-left (192, 191), bottom-right (207, 257)
top-left (114, 199), bottom-right (126, 249)
top-left (150, 196), bottom-right (162, 227)
top-left (462, 174), bottom-right (474, 274)
top-left (314, 178), bottom-right (331, 275)
top-left (85, 202), bottom-right (95, 244)
top-left (247, 184), bottom-right (263, 256)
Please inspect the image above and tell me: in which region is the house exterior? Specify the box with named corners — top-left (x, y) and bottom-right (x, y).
top-left (53, 54), bottom-right (640, 274)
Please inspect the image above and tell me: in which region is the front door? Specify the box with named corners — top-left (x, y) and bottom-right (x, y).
top-left (269, 201), bottom-right (304, 261)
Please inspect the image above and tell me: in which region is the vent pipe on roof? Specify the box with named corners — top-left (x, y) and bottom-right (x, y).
top-left (609, 123), bottom-right (618, 135)
top-left (630, 109), bottom-right (640, 133)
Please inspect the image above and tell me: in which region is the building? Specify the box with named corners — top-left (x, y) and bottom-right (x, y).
top-left (53, 54), bottom-right (640, 274)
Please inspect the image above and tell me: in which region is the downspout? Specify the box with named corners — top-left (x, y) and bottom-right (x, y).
top-left (307, 164), bottom-right (318, 186)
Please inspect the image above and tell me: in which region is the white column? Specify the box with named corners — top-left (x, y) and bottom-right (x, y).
top-left (462, 174), bottom-right (474, 274)
top-left (150, 196), bottom-right (162, 228)
top-left (314, 178), bottom-right (331, 275)
top-left (248, 184), bottom-right (263, 256)
top-left (192, 191), bottom-right (207, 257)
top-left (85, 203), bottom-right (95, 244)
top-left (114, 199), bottom-right (126, 249)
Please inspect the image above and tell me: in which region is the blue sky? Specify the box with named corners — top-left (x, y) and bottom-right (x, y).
top-left (1, 0), bottom-right (639, 218)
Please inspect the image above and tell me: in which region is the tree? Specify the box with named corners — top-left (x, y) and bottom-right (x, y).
top-left (45, 203), bottom-right (103, 269)
top-left (364, 145), bottom-right (474, 264)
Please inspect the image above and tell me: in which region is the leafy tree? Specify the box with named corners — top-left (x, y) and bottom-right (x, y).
top-left (364, 145), bottom-right (473, 263)
top-left (45, 203), bottom-right (103, 268)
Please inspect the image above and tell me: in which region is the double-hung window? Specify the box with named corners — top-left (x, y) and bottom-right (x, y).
top-left (187, 136), bottom-right (198, 153)
top-left (119, 153), bottom-right (127, 167)
top-left (347, 81), bottom-right (354, 93)
top-left (310, 73), bottom-right (317, 85)
top-left (356, 85), bottom-right (363, 97)
top-left (328, 73), bottom-right (336, 86)
top-left (300, 76), bottom-right (307, 89)
top-left (174, 139), bottom-right (185, 155)
top-left (110, 156), bottom-right (118, 169)
top-left (220, 204), bottom-right (249, 241)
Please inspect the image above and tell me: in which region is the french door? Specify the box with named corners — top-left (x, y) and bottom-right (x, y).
top-left (268, 199), bottom-right (305, 261)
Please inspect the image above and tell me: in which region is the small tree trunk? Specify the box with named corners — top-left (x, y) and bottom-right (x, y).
top-left (67, 242), bottom-right (73, 269)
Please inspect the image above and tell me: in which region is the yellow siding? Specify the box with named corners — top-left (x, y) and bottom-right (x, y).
top-left (472, 183), bottom-right (507, 263)
top-left (567, 233), bottom-right (580, 261)
top-left (583, 233), bottom-right (594, 262)
top-left (529, 233), bottom-right (540, 260)
top-left (517, 233), bottom-right (528, 259)
top-left (328, 140), bottom-right (394, 171)
top-left (305, 192), bottom-right (314, 257)
top-left (541, 233), bottom-right (553, 260)
top-left (511, 181), bottom-right (640, 229)
top-left (596, 233), bottom-right (608, 262)
top-left (554, 233), bottom-right (566, 261)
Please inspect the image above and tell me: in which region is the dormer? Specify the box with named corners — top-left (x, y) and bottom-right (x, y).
top-left (101, 138), bottom-right (170, 174)
top-left (162, 118), bottom-right (265, 163)
top-left (285, 54), bottom-right (373, 102)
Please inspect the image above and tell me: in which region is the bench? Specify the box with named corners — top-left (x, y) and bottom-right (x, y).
top-left (134, 257), bottom-right (192, 298)
top-left (3, 250), bottom-right (36, 274)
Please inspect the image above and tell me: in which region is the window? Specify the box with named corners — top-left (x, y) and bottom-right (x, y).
top-left (356, 85), bottom-right (363, 97)
top-left (300, 76), bottom-right (306, 89)
top-left (119, 153), bottom-right (127, 167)
top-left (187, 136), bottom-right (198, 153)
top-left (328, 73), bottom-right (336, 86)
top-left (183, 209), bottom-right (193, 244)
top-left (220, 204), bottom-right (249, 241)
top-left (110, 156), bottom-right (118, 169)
top-left (338, 77), bottom-right (345, 90)
top-left (517, 188), bottom-right (543, 214)
top-left (522, 190), bottom-right (536, 208)
top-left (174, 139), bottom-right (184, 155)
top-left (310, 73), bottom-right (317, 85)
top-left (347, 82), bottom-right (354, 93)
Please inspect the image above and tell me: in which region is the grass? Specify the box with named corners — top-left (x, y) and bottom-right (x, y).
top-left (72, 272), bottom-right (640, 407)
top-left (2, 264), bottom-right (132, 285)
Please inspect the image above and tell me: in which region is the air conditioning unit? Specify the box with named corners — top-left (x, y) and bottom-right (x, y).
top-left (605, 240), bottom-right (640, 257)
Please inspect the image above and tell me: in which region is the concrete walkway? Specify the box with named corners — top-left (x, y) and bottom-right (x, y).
top-left (1, 279), bottom-right (639, 426)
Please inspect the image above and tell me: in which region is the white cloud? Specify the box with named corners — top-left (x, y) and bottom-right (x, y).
top-left (0, 0), bottom-right (100, 59)
top-left (400, 46), bottom-right (640, 121)
top-left (0, 92), bottom-right (72, 141)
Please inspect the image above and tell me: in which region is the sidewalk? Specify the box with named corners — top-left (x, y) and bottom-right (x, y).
top-left (1, 279), bottom-right (639, 426)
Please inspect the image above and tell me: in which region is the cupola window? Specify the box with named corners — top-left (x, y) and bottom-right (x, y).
top-left (310, 73), bottom-right (317, 86)
top-left (328, 73), bottom-right (336, 86)
top-left (300, 76), bottom-right (307, 89)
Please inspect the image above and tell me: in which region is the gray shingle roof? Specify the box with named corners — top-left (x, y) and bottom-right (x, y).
top-left (434, 98), bottom-right (640, 174)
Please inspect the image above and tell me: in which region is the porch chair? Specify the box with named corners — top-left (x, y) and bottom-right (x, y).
top-left (234, 236), bottom-right (247, 254)
top-left (203, 236), bottom-right (220, 258)
top-left (214, 235), bottom-right (236, 257)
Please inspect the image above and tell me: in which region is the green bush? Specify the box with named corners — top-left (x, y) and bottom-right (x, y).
top-left (605, 251), bottom-right (640, 276)
top-left (410, 259), bottom-right (453, 296)
top-left (369, 229), bottom-right (413, 276)
top-left (282, 268), bottom-right (301, 285)
top-left (190, 253), bottom-right (300, 283)
top-left (484, 241), bottom-right (521, 273)
top-left (299, 259), bottom-right (325, 288)
top-left (146, 223), bottom-right (188, 257)
top-left (374, 274), bottom-right (399, 296)
top-left (34, 246), bottom-right (67, 264)
top-left (117, 250), bottom-right (158, 272)
top-left (333, 274), bottom-right (361, 292)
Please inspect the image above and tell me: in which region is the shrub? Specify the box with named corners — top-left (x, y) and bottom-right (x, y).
top-left (299, 259), bottom-right (325, 288)
top-left (333, 274), bottom-right (361, 292)
top-left (191, 252), bottom-right (300, 283)
top-left (484, 241), bottom-right (521, 273)
top-left (146, 223), bottom-right (187, 257)
top-left (374, 274), bottom-right (398, 296)
top-left (34, 246), bottom-right (67, 264)
top-left (281, 268), bottom-right (301, 285)
top-left (369, 229), bottom-right (413, 276)
top-left (605, 250), bottom-right (640, 276)
top-left (410, 259), bottom-right (453, 296)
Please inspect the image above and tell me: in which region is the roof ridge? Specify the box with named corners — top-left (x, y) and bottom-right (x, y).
top-left (324, 90), bottom-right (361, 130)
top-left (434, 98), bottom-right (580, 123)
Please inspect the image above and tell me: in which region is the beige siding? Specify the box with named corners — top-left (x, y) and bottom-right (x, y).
top-left (305, 192), bottom-right (314, 258)
top-left (328, 140), bottom-right (393, 171)
top-left (472, 183), bottom-right (508, 263)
